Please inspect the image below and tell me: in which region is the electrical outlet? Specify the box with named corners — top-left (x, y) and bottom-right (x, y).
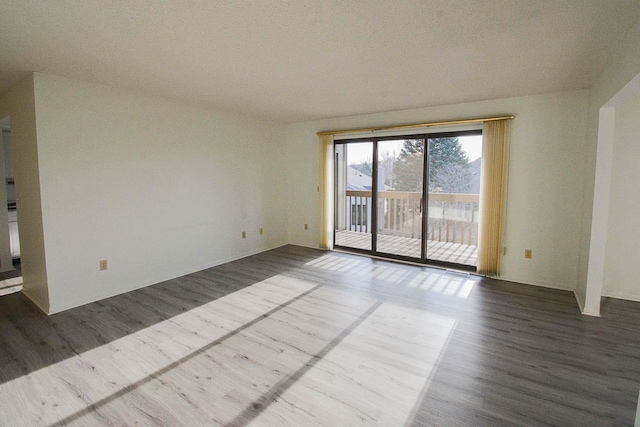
top-left (99, 260), bottom-right (108, 271)
top-left (503, 247), bottom-right (507, 256)
top-left (524, 249), bottom-right (532, 259)
top-left (304, 223), bottom-right (308, 230)
top-left (259, 228), bottom-right (263, 235)
top-left (242, 231), bottom-right (246, 239)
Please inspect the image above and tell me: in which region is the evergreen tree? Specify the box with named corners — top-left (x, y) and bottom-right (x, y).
top-left (394, 140), bottom-right (425, 191)
top-left (427, 137), bottom-right (469, 176)
top-left (394, 137), bottom-right (473, 193)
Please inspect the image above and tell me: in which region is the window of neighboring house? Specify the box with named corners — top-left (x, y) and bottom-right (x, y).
top-left (351, 203), bottom-right (367, 226)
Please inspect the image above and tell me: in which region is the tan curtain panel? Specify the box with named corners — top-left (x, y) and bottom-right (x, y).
top-left (477, 119), bottom-right (509, 276)
top-left (319, 134), bottom-right (334, 250)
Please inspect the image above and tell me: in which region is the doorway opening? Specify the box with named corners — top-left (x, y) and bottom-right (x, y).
top-left (334, 131), bottom-right (482, 270)
top-left (0, 115), bottom-right (22, 296)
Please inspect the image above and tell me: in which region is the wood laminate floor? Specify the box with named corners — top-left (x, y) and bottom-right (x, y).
top-left (0, 245), bottom-right (639, 426)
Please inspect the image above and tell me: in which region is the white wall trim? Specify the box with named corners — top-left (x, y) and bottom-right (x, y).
top-left (288, 241), bottom-right (322, 250)
top-left (494, 275), bottom-right (574, 292)
top-left (573, 288), bottom-right (593, 315)
top-left (584, 70), bottom-right (640, 315)
top-left (602, 291), bottom-right (640, 304)
top-left (47, 242), bottom-right (288, 315)
top-left (584, 106), bottom-right (616, 316)
top-left (21, 286), bottom-right (50, 314)
top-left (604, 72), bottom-right (640, 108)
top-left (635, 389), bottom-right (640, 427)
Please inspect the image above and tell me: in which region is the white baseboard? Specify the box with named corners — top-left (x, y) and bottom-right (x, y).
top-left (636, 389), bottom-right (640, 427)
top-left (602, 291), bottom-right (640, 303)
top-left (573, 289), bottom-right (586, 313)
top-left (21, 287), bottom-right (50, 314)
top-left (47, 242), bottom-right (290, 315)
top-left (286, 241), bottom-right (322, 250)
top-left (496, 274), bottom-right (573, 292)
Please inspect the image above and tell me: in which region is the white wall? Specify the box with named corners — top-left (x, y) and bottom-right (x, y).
top-left (578, 19), bottom-right (640, 314)
top-left (601, 90), bottom-right (640, 301)
top-left (32, 73), bottom-right (288, 313)
top-left (0, 75), bottom-right (50, 310)
top-left (286, 90), bottom-right (589, 291)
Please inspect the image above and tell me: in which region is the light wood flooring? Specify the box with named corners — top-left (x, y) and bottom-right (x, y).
top-left (335, 230), bottom-right (478, 265)
top-left (0, 260), bottom-right (22, 297)
top-left (0, 245), bottom-right (639, 426)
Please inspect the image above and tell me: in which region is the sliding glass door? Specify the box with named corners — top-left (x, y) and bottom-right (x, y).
top-left (334, 132), bottom-right (481, 269)
top-left (334, 142), bottom-right (373, 251)
top-left (376, 139), bottom-right (425, 258)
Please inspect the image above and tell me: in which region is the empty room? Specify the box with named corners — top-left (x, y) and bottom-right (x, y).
top-left (1, 1), bottom-right (640, 425)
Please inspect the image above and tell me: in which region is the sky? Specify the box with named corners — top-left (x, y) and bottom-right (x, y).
top-left (345, 135), bottom-right (482, 164)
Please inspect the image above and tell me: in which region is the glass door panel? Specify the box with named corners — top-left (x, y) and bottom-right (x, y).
top-left (376, 139), bottom-right (424, 258)
top-left (334, 142), bottom-right (373, 251)
top-left (426, 135), bottom-right (481, 266)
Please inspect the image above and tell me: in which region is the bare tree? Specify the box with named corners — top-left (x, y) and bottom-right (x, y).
top-left (379, 151), bottom-right (397, 188)
top-left (430, 163), bottom-right (473, 193)
top-left (394, 137), bottom-right (474, 193)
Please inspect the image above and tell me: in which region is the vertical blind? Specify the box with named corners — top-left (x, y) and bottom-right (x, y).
top-left (319, 134), bottom-right (334, 250)
top-left (477, 119), bottom-right (509, 276)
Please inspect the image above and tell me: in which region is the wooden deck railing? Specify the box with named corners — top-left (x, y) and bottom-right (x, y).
top-left (343, 190), bottom-right (479, 245)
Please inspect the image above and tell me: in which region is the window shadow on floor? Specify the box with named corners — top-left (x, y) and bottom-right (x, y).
top-left (0, 249), bottom-right (310, 386)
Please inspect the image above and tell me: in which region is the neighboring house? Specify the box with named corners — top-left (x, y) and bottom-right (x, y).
top-left (345, 165), bottom-right (392, 232)
top-left (346, 165), bottom-right (373, 192)
top-left (346, 166), bottom-right (372, 232)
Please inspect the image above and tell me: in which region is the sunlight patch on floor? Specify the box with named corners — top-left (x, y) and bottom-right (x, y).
top-left (306, 253), bottom-right (476, 298)
top-left (0, 275), bottom-right (319, 426)
top-left (0, 276), bottom-right (22, 296)
top-left (0, 267), bottom-right (459, 425)
top-left (251, 301), bottom-right (457, 426)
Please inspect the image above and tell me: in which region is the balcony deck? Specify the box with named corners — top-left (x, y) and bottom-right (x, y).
top-left (335, 230), bottom-right (478, 266)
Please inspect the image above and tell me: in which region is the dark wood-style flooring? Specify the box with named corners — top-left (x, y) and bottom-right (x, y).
top-left (0, 245), bottom-right (638, 426)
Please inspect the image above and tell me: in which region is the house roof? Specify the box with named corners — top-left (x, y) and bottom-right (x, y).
top-left (347, 166), bottom-right (373, 191)
top-left (1, 1), bottom-right (639, 123)
top-left (346, 166), bottom-right (394, 191)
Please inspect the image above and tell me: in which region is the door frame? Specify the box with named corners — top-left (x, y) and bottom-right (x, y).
top-left (333, 130), bottom-right (481, 271)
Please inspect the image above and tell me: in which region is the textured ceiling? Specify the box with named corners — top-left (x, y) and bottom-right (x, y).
top-left (1, 0), bottom-right (639, 123)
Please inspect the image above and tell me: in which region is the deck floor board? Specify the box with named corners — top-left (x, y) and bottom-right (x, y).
top-left (335, 230), bottom-right (478, 265)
